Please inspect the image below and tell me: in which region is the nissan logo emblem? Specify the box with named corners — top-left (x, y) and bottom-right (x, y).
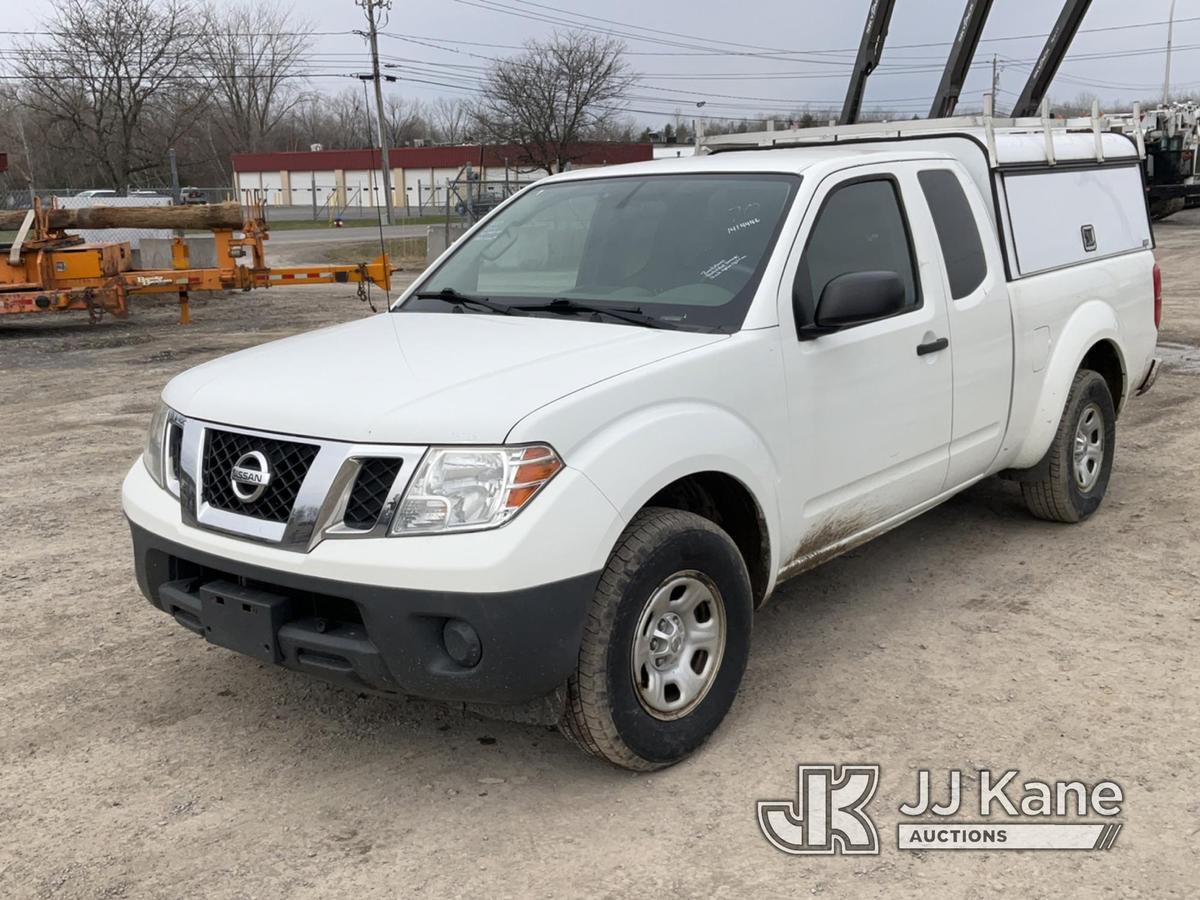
top-left (230, 450), bottom-right (272, 502)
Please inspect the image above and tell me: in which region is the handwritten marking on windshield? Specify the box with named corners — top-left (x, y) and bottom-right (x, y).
top-left (727, 217), bottom-right (761, 234)
top-left (701, 255), bottom-right (747, 279)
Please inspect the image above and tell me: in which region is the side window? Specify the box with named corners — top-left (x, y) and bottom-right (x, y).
top-left (918, 169), bottom-right (987, 298)
top-left (794, 178), bottom-right (919, 327)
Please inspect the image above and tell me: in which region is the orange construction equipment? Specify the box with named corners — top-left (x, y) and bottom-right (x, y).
top-left (0, 195), bottom-right (395, 324)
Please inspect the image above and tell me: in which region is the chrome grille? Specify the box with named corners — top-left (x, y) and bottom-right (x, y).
top-left (201, 429), bottom-right (319, 523)
top-left (343, 458), bottom-right (404, 530)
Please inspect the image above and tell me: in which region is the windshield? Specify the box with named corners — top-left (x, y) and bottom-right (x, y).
top-left (399, 172), bottom-right (801, 332)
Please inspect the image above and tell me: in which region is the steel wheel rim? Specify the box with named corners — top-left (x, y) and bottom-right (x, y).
top-left (630, 571), bottom-right (727, 721)
top-left (1073, 402), bottom-right (1105, 493)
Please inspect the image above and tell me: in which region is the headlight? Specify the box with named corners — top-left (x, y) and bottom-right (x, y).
top-left (143, 401), bottom-right (170, 488)
top-left (390, 444), bottom-right (563, 535)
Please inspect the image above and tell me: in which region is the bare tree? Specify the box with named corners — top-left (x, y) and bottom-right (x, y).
top-left (332, 88), bottom-right (374, 148)
top-left (0, 87), bottom-right (39, 190)
top-left (430, 97), bottom-right (470, 145)
top-left (472, 31), bottom-right (634, 173)
top-left (385, 96), bottom-right (430, 147)
top-left (202, 1), bottom-right (311, 154)
top-left (589, 114), bottom-right (639, 143)
top-left (16, 0), bottom-right (208, 189)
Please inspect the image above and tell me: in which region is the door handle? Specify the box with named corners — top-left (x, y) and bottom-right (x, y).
top-left (916, 337), bottom-right (950, 356)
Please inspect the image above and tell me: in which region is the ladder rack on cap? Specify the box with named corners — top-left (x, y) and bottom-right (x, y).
top-left (702, 99), bottom-right (1147, 172)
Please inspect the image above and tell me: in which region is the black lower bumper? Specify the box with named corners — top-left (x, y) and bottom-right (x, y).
top-left (130, 522), bottom-right (599, 706)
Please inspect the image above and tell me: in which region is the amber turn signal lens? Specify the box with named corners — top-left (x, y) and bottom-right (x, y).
top-left (504, 447), bottom-right (563, 509)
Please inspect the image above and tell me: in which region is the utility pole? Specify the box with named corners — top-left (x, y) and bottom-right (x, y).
top-left (1163, 0), bottom-right (1177, 106)
top-left (356, 0), bottom-right (394, 225)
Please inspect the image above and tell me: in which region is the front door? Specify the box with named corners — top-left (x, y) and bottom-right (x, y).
top-left (778, 165), bottom-right (954, 566)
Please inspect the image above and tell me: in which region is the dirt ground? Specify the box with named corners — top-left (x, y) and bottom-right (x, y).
top-left (1, 216), bottom-right (1198, 899)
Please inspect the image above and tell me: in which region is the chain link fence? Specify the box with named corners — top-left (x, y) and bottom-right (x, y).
top-left (1, 186), bottom-right (235, 210)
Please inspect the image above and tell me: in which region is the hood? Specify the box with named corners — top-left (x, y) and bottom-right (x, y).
top-left (163, 312), bottom-right (726, 444)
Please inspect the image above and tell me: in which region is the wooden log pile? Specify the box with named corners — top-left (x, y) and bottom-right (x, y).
top-left (0, 202), bottom-right (247, 232)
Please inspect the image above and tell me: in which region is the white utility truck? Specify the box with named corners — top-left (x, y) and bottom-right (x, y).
top-left (124, 115), bottom-right (1161, 769)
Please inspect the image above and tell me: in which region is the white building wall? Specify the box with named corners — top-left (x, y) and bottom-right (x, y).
top-left (234, 171), bottom-right (263, 200)
top-left (258, 171), bottom-right (284, 206)
top-left (235, 160), bottom-right (550, 213)
top-left (342, 169), bottom-right (381, 208)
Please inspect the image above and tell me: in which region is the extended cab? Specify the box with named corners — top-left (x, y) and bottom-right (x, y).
top-left (123, 118), bottom-right (1161, 770)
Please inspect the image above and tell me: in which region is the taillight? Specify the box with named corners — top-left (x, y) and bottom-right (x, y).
top-left (1153, 262), bottom-right (1163, 330)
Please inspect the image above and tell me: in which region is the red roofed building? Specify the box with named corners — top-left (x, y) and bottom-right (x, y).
top-left (231, 143), bottom-right (652, 212)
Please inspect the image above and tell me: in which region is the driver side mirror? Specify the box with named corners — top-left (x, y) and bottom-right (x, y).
top-left (813, 270), bottom-right (907, 330)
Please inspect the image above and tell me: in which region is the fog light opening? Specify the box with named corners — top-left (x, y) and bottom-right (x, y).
top-left (442, 619), bottom-right (483, 668)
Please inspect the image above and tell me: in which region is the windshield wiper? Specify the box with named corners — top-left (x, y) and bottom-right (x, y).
top-left (413, 287), bottom-right (524, 316)
top-left (515, 298), bottom-right (664, 329)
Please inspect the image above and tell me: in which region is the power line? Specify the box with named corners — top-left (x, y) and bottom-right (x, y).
top-left (444, 2), bottom-right (1200, 59)
top-left (2, 7), bottom-right (1193, 121)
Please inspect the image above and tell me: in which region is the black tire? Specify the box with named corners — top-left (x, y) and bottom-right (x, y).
top-left (1021, 369), bottom-right (1117, 523)
top-left (560, 507), bottom-right (753, 770)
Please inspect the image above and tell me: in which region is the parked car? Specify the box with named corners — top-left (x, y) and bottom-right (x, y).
top-left (74, 189), bottom-right (118, 199)
top-left (123, 120), bottom-right (1161, 770)
top-left (128, 189), bottom-right (172, 203)
top-left (179, 187), bottom-right (209, 205)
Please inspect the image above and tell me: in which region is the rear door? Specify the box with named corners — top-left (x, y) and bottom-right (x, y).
top-left (777, 163), bottom-right (954, 557)
top-left (913, 166), bottom-right (1014, 487)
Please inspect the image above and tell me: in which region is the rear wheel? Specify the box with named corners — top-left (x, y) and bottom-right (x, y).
top-left (1021, 369), bottom-right (1116, 523)
top-left (560, 507), bottom-right (753, 770)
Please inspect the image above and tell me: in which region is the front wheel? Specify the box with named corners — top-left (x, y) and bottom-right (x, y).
top-left (1021, 369), bottom-right (1117, 523)
top-left (559, 507), bottom-right (753, 770)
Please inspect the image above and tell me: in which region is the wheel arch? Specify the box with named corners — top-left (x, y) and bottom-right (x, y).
top-left (1008, 301), bottom-right (1126, 471)
top-left (1080, 338), bottom-right (1127, 415)
top-left (558, 400), bottom-right (783, 607)
top-left (644, 471), bottom-right (773, 609)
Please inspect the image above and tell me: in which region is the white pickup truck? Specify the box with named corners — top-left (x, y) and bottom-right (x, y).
top-left (124, 117), bottom-right (1161, 770)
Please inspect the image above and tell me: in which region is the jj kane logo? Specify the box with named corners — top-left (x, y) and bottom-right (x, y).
top-left (758, 766), bottom-right (1124, 855)
top-left (758, 765), bottom-right (881, 855)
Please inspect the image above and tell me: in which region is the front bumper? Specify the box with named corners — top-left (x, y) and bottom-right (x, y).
top-left (131, 521), bottom-right (599, 705)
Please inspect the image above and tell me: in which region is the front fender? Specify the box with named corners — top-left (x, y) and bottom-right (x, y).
top-left (1009, 300), bottom-right (1124, 470)
top-left (524, 399), bottom-right (784, 594)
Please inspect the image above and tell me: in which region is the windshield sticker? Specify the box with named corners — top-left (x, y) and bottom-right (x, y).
top-left (727, 217), bottom-right (761, 235)
top-left (701, 255), bottom-right (747, 280)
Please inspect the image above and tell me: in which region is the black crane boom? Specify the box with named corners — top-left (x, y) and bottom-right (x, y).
top-left (929, 0), bottom-right (995, 119)
top-left (839, 0), bottom-right (899, 126)
top-left (1010, 0), bottom-right (1093, 117)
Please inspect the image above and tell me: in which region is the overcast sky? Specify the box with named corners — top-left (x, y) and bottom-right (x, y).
top-left (2, 0), bottom-right (1195, 127)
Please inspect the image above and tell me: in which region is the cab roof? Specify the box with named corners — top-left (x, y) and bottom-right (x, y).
top-left (548, 146), bottom-right (953, 182)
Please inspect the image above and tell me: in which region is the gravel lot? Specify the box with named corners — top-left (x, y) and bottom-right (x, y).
top-left (2, 215), bottom-right (1199, 898)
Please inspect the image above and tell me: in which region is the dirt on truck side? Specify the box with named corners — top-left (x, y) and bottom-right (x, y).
top-left (1, 215), bottom-right (1198, 898)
